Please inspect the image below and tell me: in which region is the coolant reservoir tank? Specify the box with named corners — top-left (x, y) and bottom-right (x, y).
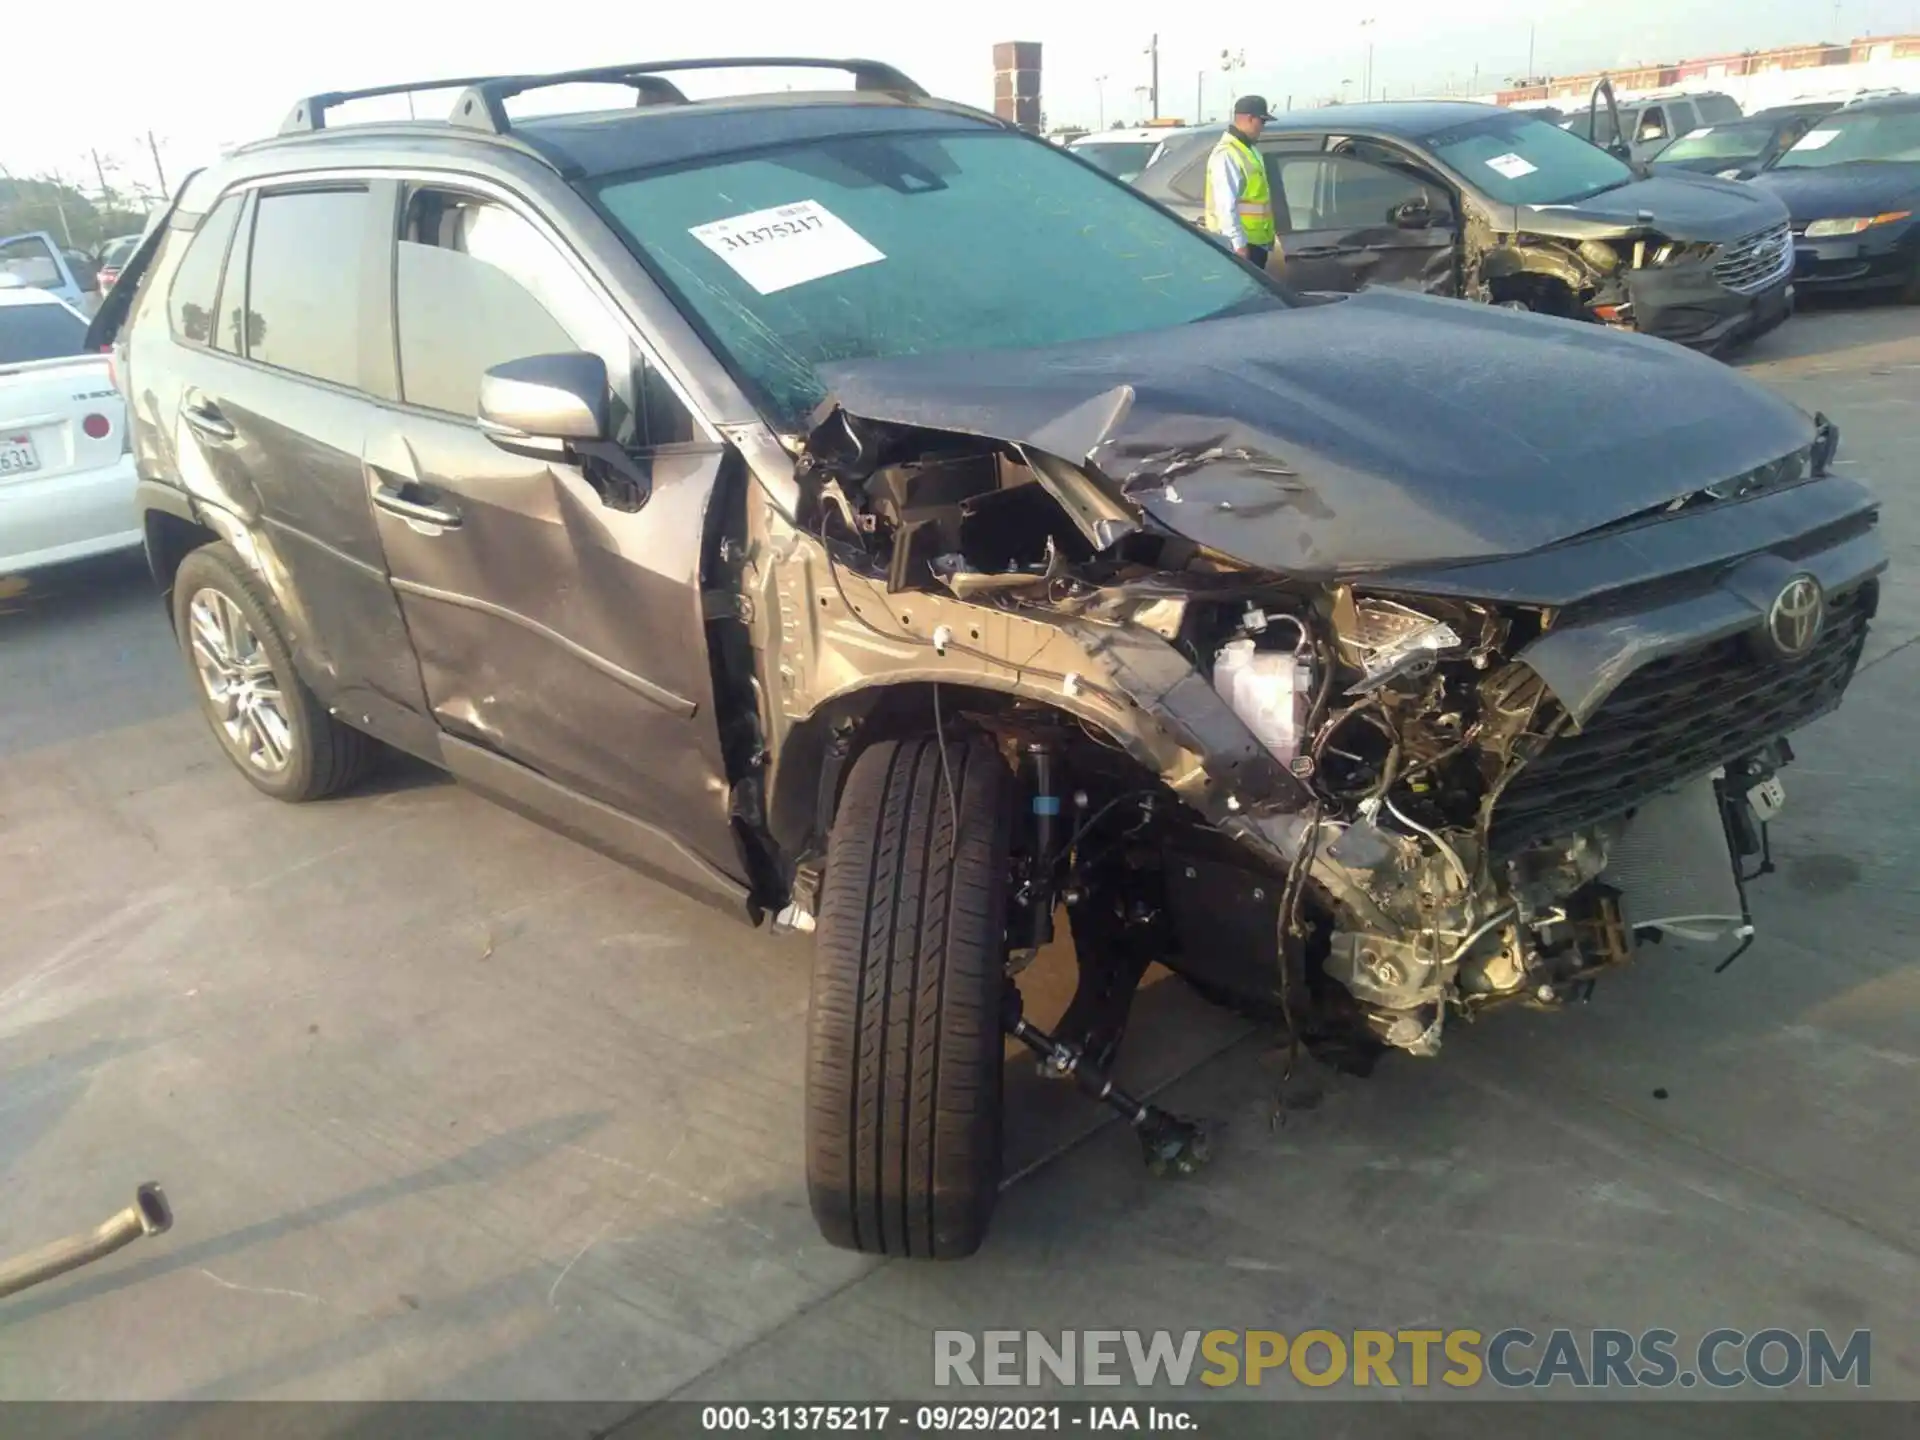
top-left (1213, 639), bottom-right (1309, 764)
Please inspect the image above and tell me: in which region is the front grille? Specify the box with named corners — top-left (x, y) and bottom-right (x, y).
top-left (1712, 220), bottom-right (1794, 294)
top-left (1490, 582), bottom-right (1872, 855)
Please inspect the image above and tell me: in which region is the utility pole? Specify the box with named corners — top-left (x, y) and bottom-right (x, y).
top-left (147, 130), bottom-right (168, 195)
top-left (1095, 74), bottom-right (1108, 129)
top-left (1528, 25), bottom-right (1537, 80)
top-left (1220, 48), bottom-right (1247, 120)
top-left (1145, 34), bottom-right (1160, 119)
top-left (1196, 71), bottom-right (1204, 123)
top-left (91, 148), bottom-right (111, 203)
top-left (1360, 19), bottom-right (1377, 102)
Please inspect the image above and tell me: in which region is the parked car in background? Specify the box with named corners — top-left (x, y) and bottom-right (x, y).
top-left (1754, 94), bottom-right (1920, 302)
top-left (1652, 104), bottom-right (1838, 181)
top-left (95, 234), bottom-right (146, 294)
top-left (0, 278), bottom-right (138, 573)
top-left (1069, 125), bottom-right (1205, 183)
top-left (1561, 90), bottom-right (1744, 163)
top-left (1131, 101), bottom-right (1794, 353)
top-left (0, 231), bottom-right (96, 312)
top-left (93, 59), bottom-right (1879, 1260)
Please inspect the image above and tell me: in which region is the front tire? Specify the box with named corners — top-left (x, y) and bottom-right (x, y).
top-left (172, 543), bottom-right (377, 802)
top-left (806, 733), bottom-right (1014, 1259)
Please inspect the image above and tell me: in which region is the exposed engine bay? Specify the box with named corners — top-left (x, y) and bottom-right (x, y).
top-left (752, 388), bottom-right (1877, 1070)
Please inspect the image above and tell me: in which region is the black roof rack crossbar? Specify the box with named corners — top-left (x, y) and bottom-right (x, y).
top-left (282, 75), bottom-right (523, 134)
top-left (285, 57), bottom-right (928, 137)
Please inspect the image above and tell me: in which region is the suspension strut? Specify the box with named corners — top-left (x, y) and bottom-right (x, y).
top-left (1016, 740), bottom-right (1062, 955)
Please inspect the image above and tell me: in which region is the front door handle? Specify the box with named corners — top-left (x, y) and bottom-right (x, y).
top-left (370, 480), bottom-right (461, 530)
top-left (182, 399), bottom-right (236, 441)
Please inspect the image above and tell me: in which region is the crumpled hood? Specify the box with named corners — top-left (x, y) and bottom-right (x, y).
top-left (1752, 161), bottom-right (1920, 220)
top-left (813, 288), bottom-right (1814, 576)
top-left (1518, 172), bottom-right (1788, 241)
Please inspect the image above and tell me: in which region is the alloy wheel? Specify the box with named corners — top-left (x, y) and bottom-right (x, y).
top-left (186, 587), bottom-right (293, 774)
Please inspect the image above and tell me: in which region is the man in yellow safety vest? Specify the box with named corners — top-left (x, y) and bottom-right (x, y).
top-left (1205, 95), bottom-right (1279, 269)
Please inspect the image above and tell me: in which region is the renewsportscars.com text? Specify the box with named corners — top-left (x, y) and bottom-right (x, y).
top-left (933, 1328), bottom-right (1871, 1390)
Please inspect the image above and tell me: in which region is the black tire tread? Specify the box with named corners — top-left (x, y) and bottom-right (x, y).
top-left (172, 542), bottom-right (377, 802)
top-left (807, 734), bottom-right (1011, 1259)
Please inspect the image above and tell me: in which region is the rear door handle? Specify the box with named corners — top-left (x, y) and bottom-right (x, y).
top-left (370, 478), bottom-right (461, 530)
top-left (182, 399), bottom-right (235, 441)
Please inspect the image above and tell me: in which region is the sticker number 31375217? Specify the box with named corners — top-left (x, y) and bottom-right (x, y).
top-left (688, 200), bottom-right (886, 295)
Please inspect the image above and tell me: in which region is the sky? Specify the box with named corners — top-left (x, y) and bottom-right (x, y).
top-left (7, 0), bottom-right (1917, 201)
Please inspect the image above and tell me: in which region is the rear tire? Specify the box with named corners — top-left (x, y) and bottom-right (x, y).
top-left (806, 733), bottom-right (1014, 1259)
top-left (172, 543), bottom-right (378, 802)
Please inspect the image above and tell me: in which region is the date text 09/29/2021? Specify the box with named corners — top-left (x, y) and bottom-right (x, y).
top-left (700, 1407), bottom-right (1192, 1432)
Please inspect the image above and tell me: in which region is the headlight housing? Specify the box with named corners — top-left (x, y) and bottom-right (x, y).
top-left (1803, 211), bottom-right (1913, 237)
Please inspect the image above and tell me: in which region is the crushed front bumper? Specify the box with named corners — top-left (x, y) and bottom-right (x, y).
top-left (1624, 266), bottom-right (1795, 355)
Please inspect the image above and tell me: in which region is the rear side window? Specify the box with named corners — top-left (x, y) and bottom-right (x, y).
top-left (1697, 95), bottom-right (1743, 124)
top-left (167, 194), bottom-right (244, 346)
top-left (245, 188), bottom-right (370, 387)
top-left (0, 298), bottom-right (87, 364)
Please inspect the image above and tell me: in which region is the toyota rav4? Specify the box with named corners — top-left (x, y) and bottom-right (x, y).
top-left (93, 57), bottom-right (1885, 1259)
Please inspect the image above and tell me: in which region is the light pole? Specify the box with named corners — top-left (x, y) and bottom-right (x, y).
top-left (1144, 34), bottom-right (1160, 119)
top-left (1359, 19), bottom-right (1377, 102)
top-left (1219, 47), bottom-right (1246, 121)
top-left (1095, 74), bottom-right (1108, 129)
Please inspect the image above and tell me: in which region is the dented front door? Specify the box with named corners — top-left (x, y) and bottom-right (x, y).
top-left (363, 182), bottom-right (744, 882)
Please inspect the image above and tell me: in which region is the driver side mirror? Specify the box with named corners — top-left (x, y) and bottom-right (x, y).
top-left (479, 351), bottom-right (610, 451)
top-left (479, 351), bottom-right (652, 513)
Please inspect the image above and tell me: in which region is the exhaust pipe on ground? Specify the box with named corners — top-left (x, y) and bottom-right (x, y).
top-left (0, 1183), bottom-right (173, 1299)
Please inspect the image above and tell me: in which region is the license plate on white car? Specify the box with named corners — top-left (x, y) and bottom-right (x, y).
top-left (0, 434), bottom-right (40, 477)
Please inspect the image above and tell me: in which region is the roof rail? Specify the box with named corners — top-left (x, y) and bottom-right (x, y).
top-left (283, 57), bottom-right (928, 137)
top-left (282, 75), bottom-right (521, 134)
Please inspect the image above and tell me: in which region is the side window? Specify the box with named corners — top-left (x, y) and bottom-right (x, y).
top-left (1637, 106), bottom-right (1670, 142)
top-left (245, 188), bottom-right (371, 386)
top-left (394, 189), bottom-right (697, 449)
top-left (1277, 156), bottom-right (1435, 232)
top-left (1275, 157), bottom-right (1322, 233)
top-left (1169, 152), bottom-right (1210, 203)
top-left (0, 234), bottom-right (66, 291)
top-left (165, 195), bottom-right (244, 346)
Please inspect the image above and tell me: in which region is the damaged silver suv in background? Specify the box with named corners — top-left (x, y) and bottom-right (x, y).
top-left (102, 58), bottom-right (1884, 1262)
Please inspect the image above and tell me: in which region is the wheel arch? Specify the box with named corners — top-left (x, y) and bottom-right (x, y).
top-left (765, 675), bottom-right (1155, 866)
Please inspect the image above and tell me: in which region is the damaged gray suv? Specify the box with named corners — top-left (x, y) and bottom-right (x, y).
top-left (97, 58), bottom-right (1884, 1259)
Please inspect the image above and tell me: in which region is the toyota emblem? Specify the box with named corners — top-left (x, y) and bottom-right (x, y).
top-left (1765, 574), bottom-right (1824, 660)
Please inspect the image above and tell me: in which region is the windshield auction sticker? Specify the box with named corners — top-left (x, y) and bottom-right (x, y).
top-left (1484, 152), bottom-right (1539, 179)
top-left (689, 200), bottom-right (885, 295)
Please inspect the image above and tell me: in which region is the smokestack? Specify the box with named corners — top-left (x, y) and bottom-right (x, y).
top-left (993, 41), bottom-right (1043, 132)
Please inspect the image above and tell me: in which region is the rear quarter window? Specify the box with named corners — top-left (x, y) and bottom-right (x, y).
top-left (167, 195), bottom-right (244, 346)
top-left (1696, 95), bottom-right (1743, 124)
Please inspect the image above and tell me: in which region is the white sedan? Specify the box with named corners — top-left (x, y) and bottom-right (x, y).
top-left (1, 279), bottom-right (140, 575)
